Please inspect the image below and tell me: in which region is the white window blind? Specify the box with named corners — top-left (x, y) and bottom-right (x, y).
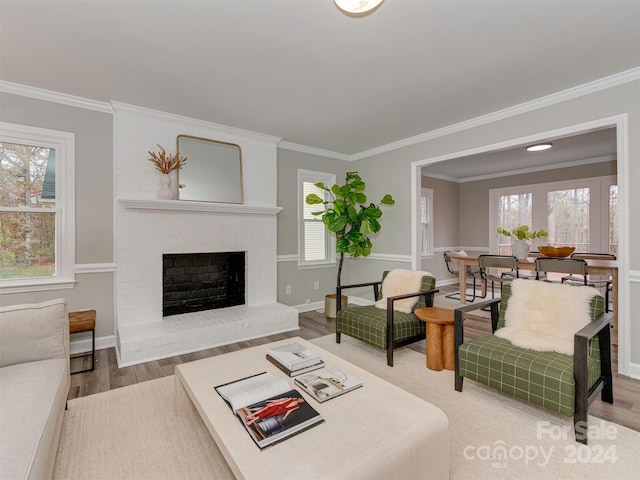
top-left (298, 170), bottom-right (335, 266)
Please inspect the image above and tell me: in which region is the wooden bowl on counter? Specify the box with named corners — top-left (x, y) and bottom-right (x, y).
top-left (538, 246), bottom-right (576, 258)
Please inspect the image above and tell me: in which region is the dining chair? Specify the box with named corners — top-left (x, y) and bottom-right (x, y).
top-left (502, 250), bottom-right (543, 280)
top-left (477, 255), bottom-right (519, 299)
top-left (535, 257), bottom-right (589, 283)
top-left (563, 253), bottom-right (616, 312)
top-left (443, 251), bottom-right (481, 302)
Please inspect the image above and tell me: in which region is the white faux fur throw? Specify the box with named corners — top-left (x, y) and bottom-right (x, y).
top-left (495, 279), bottom-right (600, 355)
top-left (374, 269), bottom-right (432, 314)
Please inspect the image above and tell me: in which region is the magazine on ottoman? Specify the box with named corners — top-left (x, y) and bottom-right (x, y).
top-left (215, 372), bottom-right (324, 449)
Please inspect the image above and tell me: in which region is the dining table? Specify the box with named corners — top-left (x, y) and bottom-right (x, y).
top-left (451, 253), bottom-right (619, 344)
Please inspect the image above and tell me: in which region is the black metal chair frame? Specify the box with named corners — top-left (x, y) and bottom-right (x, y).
top-left (535, 257), bottom-right (588, 282)
top-left (452, 295), bottom-right (614, 444)
top-left (336, 282), bottom-right (438, 367)
top-left (565, 253), bottom-right (616, 312)
top-left (443, 251), bottom-right (482, 302)
top-left (478, 254), bottom-right (519, 299)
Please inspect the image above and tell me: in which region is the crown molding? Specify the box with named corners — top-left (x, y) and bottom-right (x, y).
top-left (0, 81), bottom-right (114, 114)
top-left (111, 102), bottom-right (282, 145)
top-left (3, 66), bottom-right (638, 160)
top-left (352, 67), bottom-right (640, 161)
top-left (277, 141), bottom-right (351, 161)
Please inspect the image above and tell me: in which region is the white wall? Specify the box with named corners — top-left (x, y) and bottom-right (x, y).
top-left (113, 104), bottom-right (298, 364)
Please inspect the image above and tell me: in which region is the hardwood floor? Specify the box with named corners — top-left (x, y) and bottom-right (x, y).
top-left (69, 289), bottom-right (640, 432)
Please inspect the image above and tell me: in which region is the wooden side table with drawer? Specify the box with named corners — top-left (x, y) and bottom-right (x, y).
top-left (68, 309), bottom-right (96, 374)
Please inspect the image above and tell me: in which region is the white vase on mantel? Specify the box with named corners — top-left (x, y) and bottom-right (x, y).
top-left (512, 240), bottom-right (530, 259)
top-left (157, 173), bottom-right (174, 200)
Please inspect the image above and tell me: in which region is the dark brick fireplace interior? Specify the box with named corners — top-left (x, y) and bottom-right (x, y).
top-left (162, 251), bottom-right (245, 317)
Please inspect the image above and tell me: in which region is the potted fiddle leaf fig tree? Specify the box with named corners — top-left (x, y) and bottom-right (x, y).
top-left (306, 171), bottom-right (395, 318)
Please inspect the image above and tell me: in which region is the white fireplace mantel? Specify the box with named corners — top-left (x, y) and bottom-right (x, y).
top-left (118, 198), bottom-right (283, 215)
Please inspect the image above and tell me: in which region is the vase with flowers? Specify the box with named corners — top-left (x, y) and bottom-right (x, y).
top-left (148, 145), bottom-right (188, 200)
top-left (497, 225), bottom-right (548, 259)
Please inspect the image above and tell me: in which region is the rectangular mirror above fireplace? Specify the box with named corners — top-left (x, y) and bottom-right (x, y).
top-left (177, 135), bottom-right (243, 204)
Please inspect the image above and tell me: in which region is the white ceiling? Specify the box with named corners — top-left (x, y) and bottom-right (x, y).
top-left (1, 0), bottom-right (639, 165)
top-left (422, 127), bottom-right (618, 181)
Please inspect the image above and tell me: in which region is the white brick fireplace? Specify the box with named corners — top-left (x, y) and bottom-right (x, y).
top-left (113, 103), bottom-right (298, 366)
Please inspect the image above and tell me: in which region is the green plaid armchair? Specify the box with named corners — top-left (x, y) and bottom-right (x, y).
top-left (453, 283), bottom-right (613, 444)
top-left (336, 272), bottom-right (437, 367)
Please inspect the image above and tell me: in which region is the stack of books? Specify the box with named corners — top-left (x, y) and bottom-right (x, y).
top-left (266, 342), bottom-right (324, 377)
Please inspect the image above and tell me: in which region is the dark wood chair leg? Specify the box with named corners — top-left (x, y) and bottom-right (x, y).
top-left (454, 309), bottom-right (464, 391)
top-left (574, 333), bottom-right (589, 444)
top-left (599, 326), bottom-right (614, 404)
top-left (574, 409), bottom-right (588, 444)
top-left (455, 374), bottom-right (463, 392)
top-left (336, 331), bottom-right (341, 343)
top-left (386, 300), bottom-right (394, 367)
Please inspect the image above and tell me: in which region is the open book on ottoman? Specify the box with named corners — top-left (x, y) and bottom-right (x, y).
top-left (215, 372), bottom-right (324, 449)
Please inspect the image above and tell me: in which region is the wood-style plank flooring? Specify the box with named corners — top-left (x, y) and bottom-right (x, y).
top-left (69, 288), bottom-right (640, 432)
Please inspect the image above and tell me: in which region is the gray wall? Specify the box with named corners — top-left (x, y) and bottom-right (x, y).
top-left (0, 93), bottom-right (115, 340)
top-left (420, 175), bottom-right (460, 281)
top-left (347, 80), bottom-right (639, 369)
top-left (276, 149), bottom-right (348, 305)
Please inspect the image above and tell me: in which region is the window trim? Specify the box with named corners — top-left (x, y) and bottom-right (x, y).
top-left (1, 122), bottom-right (76, 293)
top-left (489, 175), bottom-right (616, 255)
top-left (420, 187), bottom-right (433, 256)
top-left (298, 169), bottom-right (336, 267)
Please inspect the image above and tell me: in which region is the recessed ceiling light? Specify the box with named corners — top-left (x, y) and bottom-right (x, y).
top-left (526, 143), bottom-right (553, 152)
top-left (334, 0), bottom-right (384, 15)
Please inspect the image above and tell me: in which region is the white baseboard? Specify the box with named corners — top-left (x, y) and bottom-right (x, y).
top-left (624, 361), bottom-right (640, 380)
top-left (70, 334), bottom-right (117, 355)
top-left (292, 295), bottom-right (374, 312)
top-left (293, 301), bottom-right (325, 313)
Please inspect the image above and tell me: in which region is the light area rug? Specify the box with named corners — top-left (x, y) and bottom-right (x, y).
top-left (54, 336), bottom-right (639, 480)
top-left (53, 377), bottom-right (234, 480)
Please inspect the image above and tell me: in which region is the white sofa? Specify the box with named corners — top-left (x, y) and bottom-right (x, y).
top-left (0, 299), bottom-right (70, 480)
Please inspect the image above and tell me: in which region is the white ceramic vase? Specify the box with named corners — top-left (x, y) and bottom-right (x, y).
top-left (511, 240), bottom-right (530, 259)
top-left (157, 173), bottom-right (174, 200)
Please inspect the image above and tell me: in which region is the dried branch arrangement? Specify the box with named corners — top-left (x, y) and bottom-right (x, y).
top-left (147, 145), bottom-right (188, 174)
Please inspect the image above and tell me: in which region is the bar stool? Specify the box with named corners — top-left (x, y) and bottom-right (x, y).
top-left (69, 310), bottom-right (96, 374)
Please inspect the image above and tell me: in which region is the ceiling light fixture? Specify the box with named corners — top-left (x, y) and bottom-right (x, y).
top-left (526, 143), bottom-right (553, 152)
top-left (334, 0), bottom-right (384, 15)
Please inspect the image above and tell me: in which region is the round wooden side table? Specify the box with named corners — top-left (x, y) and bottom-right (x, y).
top-left (414, 307), bottom-right (460, 371)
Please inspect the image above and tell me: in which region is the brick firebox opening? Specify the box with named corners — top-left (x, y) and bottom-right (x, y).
top-left (162, 251), bottom-right (245, 317)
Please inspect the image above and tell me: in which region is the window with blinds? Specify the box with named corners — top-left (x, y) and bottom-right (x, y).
top-left (298, 170), bottom-right (335, 266)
